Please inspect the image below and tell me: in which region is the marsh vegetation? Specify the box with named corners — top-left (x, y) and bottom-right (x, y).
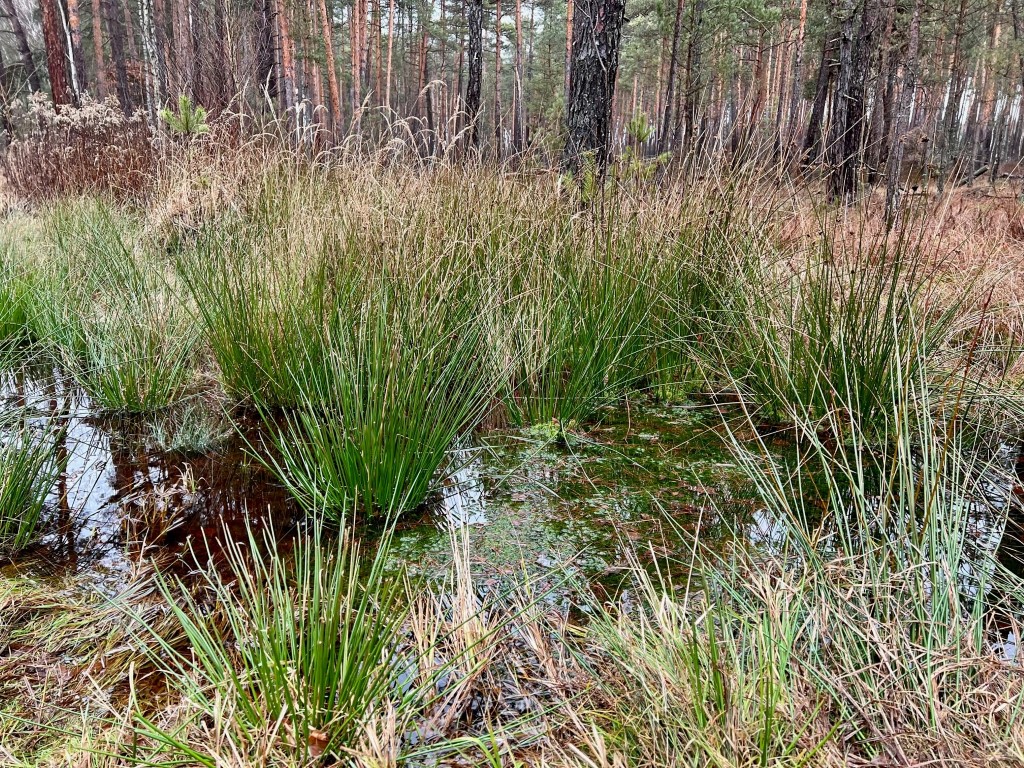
top-left (1, 155), bottom-right (1024, 767)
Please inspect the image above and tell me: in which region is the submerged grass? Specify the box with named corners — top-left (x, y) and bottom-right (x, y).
top-left (573, 364), bottom-right (1024, 767)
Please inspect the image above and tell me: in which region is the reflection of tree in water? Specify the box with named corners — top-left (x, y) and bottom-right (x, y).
top-left (1, 369), bottom-right (299, 584)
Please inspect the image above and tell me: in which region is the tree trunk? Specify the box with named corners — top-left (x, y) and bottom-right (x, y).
top-left (494, 0), bottom-right (502, 157)
top-left (827, 0), bottom-right (856, 200)
top-left (317, 0), bottom-right (342, 129)
top-left (561, 0), bottom-right (626, 174)
top-left (786, 0), bottom-right (808, 150)
top-left (512, 0), bottom-right (525, 153)
top-left (884, 0), bottom-right (920, 222)
top-left (834, 0), bottom-right (877, 198)
top-left (464, 0), bottom-right (482, 148)
top-left (564, 0), bottom-right (572, 97)
top-left (803, 13), bottom-right (835, 164)
top-left (350, 0), bottom-right (360, 113)
top-left (278, 0), bottom-right (295, 115)
top-left (423, 26), bottom-right (435, 156)
top-left (384, 0), bottom-right (394, 109)
top-left (105, 0), bottom-right (133, 111)
top-left (659, 0), bottom-right (685, 153)
top-left (254, 0), bottom-right (276, 103)
top-left (172, 0), bottom-right (191, 96)
top-left (938, 0), bottom-right (969, 191)
top-left (152, 0), bottom-right (168, 101)
top-left (212, 0), bottom-right (233, 110)
top-left (681, 0), bottom-right (704, 152)
top-left (66, 0), bottom-right (89, 94)
top-left (40, 0), bottom-right (74, 105)
top-left (373, 0), bottom-right (381, 105)
top-left (90, 0), bottom-right (106, 96)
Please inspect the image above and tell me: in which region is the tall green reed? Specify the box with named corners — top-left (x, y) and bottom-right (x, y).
top-left (262, 273), bottom-right (495, 517)
top-left (495, 231), bottom-right (654, 427)
top-left (0, 411), bottom-right (64, 557)
top-left (176, 227), bottom-right (330, 407)
top-left (0, 245), bottom-right (36, 349)
top-left (37, 202), bottom-right (198, 412)
top-left (712, 217), bottom-right (965, 429)
top-left (123, 516), bottom-right (408, 764)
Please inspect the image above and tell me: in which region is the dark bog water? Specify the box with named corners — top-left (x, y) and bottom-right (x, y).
top-left (0, 365), bottom-right (760, 593)
top-left (3, 361), bottom-right (1024, 659)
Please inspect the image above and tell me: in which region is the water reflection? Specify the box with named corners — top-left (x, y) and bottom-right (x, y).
top-left (1, 365), bottom-right (297, 589)
top-left (438, 447), bottom-right (487, 528)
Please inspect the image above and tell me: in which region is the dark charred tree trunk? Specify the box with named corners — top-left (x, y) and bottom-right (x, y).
top-left (561, 0), bottom-right (626, 175)
top-left (255, 0), bottom-right (277, 103)
top-left (464, 0), bottom-right (483, 148)
top-left (0, 0), bottom-right (41, 92)
top-left (834, 0), bottom-right (878, 198)
top-left (827, 0), bottom-right (856, 200)
top-left (40, 0), bottom-right (74, 105)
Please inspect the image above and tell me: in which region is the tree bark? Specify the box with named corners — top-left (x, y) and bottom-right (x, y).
top-left (786, 0), bottom-right (808, 150)
top-left (350, 0), bottom-right (360, 113)
top-left (172, 0), bottom-right (191, 96)
top-left (564, 0), bottom-right (572, 97)
top-left (254, 0), bottom-right (276, 102)
top-left (278, 0), bottom-right (295, 115)
top-left (66, 0), bottom-right (89, 94)
top-left (317, 0), bottom-right (342, 129)
top-left (105, 0), bottom-right (133, 111)
top-left (938, 0), bottom-right (969, 191)
top-left (885, 0), bottom-right (920, 222)
top-left (40, 0), bottom-right (74, 105)
top-left (659, 0), bottom-right (685, 153)
top-left (512, 0), bottom-right (525, 152)
top-left (90, 0), bottom-right (106, 96)
top-left (832, 0), bottom-right (877, 199)
top-left (464, 0), bottom-right (482, 148)
top-left (561, 0), bottom-right (626, 174)
top-left (494, 0), bottom-right (502, 157)
top-left (803, 10), bottom-right (835, 164)
top-left (384, 0), bottom-right (394, 109)
top-left (681, 0), bottom-right (704, 152)
top-left (827, 0), bottom-right (856, 199)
